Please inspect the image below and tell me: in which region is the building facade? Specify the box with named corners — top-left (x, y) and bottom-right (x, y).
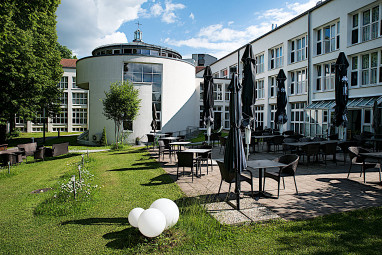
top-left (15, 59), bottom-right (89, 133)
top-left (76, 30), bottom-right (198, 144)
top-left (196, 0), bottom-right (382, 138)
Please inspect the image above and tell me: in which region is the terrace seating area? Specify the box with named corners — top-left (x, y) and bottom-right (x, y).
top-left (147, 133), bottom-right (382, 224)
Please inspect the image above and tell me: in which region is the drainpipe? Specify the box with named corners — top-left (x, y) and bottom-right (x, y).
top-left (306, 11), bottom-right (312, 136)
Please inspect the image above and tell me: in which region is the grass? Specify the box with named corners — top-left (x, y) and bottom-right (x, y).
top-left (0, 137), bottom-right (382, 253)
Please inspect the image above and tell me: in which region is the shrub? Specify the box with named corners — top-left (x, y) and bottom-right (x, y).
top-left (99, 127), bottom-right (107, 146)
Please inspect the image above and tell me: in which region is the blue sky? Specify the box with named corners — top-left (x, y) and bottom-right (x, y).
top-left (56, 0), bottom-right (317, 59)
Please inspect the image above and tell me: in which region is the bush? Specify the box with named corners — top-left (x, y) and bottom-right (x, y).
top-left (99, 127), bottom-right (107, 146)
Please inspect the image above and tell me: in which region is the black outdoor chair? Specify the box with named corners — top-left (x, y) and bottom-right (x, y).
top-left (197, 144), bottom-right (213, 175)
top-left (337, 141), bottom-right (358, 165)
top-left (329, 134), bottom-right (338, 140)
top-left (299, 137), bottom-right (312, 142)
top-left (158, 140), bottom-right (172, 161)
top-left (219, 136), bottom-right (226, 154)
top-left (216, 160), bottom-right (253, 199)
top-left (146, 134), bottom-right (155, 150)
top-left (267, 135), bottom-right (284, 152)
top-left (300, 143), bottom-right (320, 163)
top-left (263, 154), bottom-right (300, 198)
top-left (176, 151), bottom-right (200, 182)
top-left (283, 137), bottom-right (298, 155)
top-left (347, 147), bottom-right (382, 183)
top-left (320, 142), bottom-right (337, 165)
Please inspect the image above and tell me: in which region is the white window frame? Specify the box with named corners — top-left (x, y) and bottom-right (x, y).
top-left (256, 54), bottom-right (264, 74)
top-left (72, 92), bottom-right (88, 105)
top-left (269, 46), bottom-right (283, 70)
top-left (225, 83), bottom-right (230, 101)
top-left (269, 76), bottom-right (276, 98)
top-left (255, 105), bottom-right (264, 129)
top-left (255, 79), bottom-right (264, 99)
top-left (72, 108), bottom-right (87, 125)
top-left (290, 35), bottom-right (307, 64)
top-left (270, 104), bottom-right (276, 129)
top-left (229, 64), bottom-right (237, 77)
top-left (315, 63), bottom-right (335, 92)
top-left (52, 108), bottom-right (68, 124)
top-left (214, 83), bottom-right (223, 101)
top-left (290, 69), bottom-right (307, 95)
top-left (58, 76), bottom-right (68, 89)
top-left (220, 68), bottom-right (228, 78)
top-left (290, 102), bottom-right (305, 135)
top-left (352, 4), bottom-right (381, 45)
top-left (315, 21), bottom-right (340, 55)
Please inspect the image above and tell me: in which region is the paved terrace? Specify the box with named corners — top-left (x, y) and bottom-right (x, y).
top-left (148, 145), bottom-right (382, 224)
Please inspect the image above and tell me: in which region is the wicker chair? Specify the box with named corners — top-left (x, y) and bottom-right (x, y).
top-left (347, 147), bottom-right (382, 183)
top-left (263, 154), bottom-right (300, 198)
top-left (176, 151), bottom-right (200, 182)
top-left (300, 143), bottom-right (320, 163)
top-left (320, 142), bottom-right (338, 165)
top-left (216, 160), bottom-right (253, 199)
top-left (158, 140), bottom-right (172, 161)
top-left (146, 134), bottom-right (155, 150)
top-left (267, 135), bottom-right (285, 152)
top-left (34, 147), bottom-right (45, 161)
top-left (283, 138), bottom-right (297, 154)
top-left (197, 144), bottom-right (213, 175)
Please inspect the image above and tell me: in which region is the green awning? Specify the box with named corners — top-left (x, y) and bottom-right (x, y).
top-left (305, 96), bottom-right (382, 110)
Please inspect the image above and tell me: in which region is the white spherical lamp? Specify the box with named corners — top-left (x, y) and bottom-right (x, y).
top-left (150, 198), bottom-right (179, 228)
top-left (138, 208), bottom-right (166, 238)
top-left (128, 207), bottom-right (144, 228)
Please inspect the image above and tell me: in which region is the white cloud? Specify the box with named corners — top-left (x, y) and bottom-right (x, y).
top-left (164, 0), bottom-right (316, 59)
top-left (228, 21), bottom-right (234, 26)
top-left (150, 3), bottom-right (163, 16)
top-left (189, 12), bottom-right (194, 20)
top-left (56, 0), bottom-right (147, 58)
top-left (161, 0), bottom-right (185, 23)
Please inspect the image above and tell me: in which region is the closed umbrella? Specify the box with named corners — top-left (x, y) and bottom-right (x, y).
top-left (373, 100), bottom-right (381, 135)
top-left (203, 66), bottom-right (214, 145)
top-left (151, 103), bottom-right (157, 134)
top-left (241, 44), bottom-right (256, 159)
top-left (334, 52), bottom-right (349, 140)
top-left (224, 73), bottom-right (246, 210)
top-left (275, 69), bottom-right (288, 134)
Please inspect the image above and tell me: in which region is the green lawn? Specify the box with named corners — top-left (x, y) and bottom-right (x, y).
top-left (0, 145), bottom-right (382, 254)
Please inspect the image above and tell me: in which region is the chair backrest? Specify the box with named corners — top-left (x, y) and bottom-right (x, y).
top-left (322, 142), bottom-right (337, 154)
top-left (276, 154), bottom-right (299, 175)
top-left (283, 130), bottom-right (295, 136)
top-left (302, 143), bottom-right (320, 155)
top-left (273, 135), bottom-right (285, 145)
top-left (17, 142), bottom-right (37, 156)
top-left (219, 136), bottom-right (226, 146)
top-left (216, 160), bottom-right (236, 182)
top-left (52, 142), bottom-right (69, 157)
top-left (161, 139), bottom-right (171, 149)
top-left (147, 134), bottom-right (155, 143)
top-left (348, 146), bottom-right (369, 163)
top-left (177, 152), bottom-right (195, 167)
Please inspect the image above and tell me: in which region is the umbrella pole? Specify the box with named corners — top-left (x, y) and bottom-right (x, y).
top-left (236, 168), bottom-right (240, 210)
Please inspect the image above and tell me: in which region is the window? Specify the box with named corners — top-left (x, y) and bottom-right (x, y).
top-left (290, 35), bottom-right (307, 63)
top-left (214, 83), bottom-right (223, 101)
top-left (316, 21), bottom-right (339, 55)
top-left (290, 69), bottom-right (307, 95)
top-left (200, 83), bottom-right (204, 101)
top-left (225, 83), bottom-right (230, 101)
top-left (255, 105), bottom-right (264, 129)
top-left (72, 77), bottom-right (78, 88)
top-left (60, 92), bottom-right (68, 105)
top-left (220, 68), bottom-right (228, 78)
top-left (213, 72), bottom-right (219, 78)
top-left (315, 63), bottom-right (335, 91)
top-left (58, 76), bottom-right (68, 89)
top-left (32, 113), bottom-right (44, 125)
top-left (352, 5), bottom-right (380, 44)
top-left (351, 51), bottom-right (380, 87)
top-left (290, 102), bottom-right (305, 134)
top-left (380, 50), bottom-right (382, 83)
top-left (52, 109), bottom-right (68, 124)
top-left (123, 120), bottom-right (133, 131)
top-left (351, 56), bottom-right (358, 86)
top-left (229, 65), bottom-right (237, 76)
top-left (269, 46), bottom-right (283, 70)
top-left (269, 76), bottom-right (276, 98)
top-left (270, 104), bottom-right (276, 129)
top-left (224, 106), bottom-right (230, 129)
top-left (363, 109), bottom-right (372, 132)
top-left (72, 108), bottom-right (87, 124)
top-left (256, 54), bottom-right (264, 73)
top-left (255, 80), bottom-right (264, 99)
top-left (72, 93), bottom-right (88, 105)
top-left (15, 115), bottom-right (24, 124)
top-left (124, 62), bottom-right (163, 130)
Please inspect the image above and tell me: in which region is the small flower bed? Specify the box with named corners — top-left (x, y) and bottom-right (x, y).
top-left (35, 155), bottom-right (100, 216)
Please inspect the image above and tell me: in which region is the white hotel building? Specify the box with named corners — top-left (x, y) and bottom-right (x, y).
top-left (196, 0), bottom-right (382, 138)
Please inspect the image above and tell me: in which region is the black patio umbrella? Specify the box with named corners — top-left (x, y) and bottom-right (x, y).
top-left (241, 44), bottom-right (256, 158)
top-left (275, 69), bottom-right (288, 133)
top-left (334, 52), bottom-right (349, 128)
top-left (373, 100), bottom-right (381, 135)
top-left (151, 103), bottom-right (158, 133)
top-left (203, 66), bottom-right (214, 144)
top-left (224, 73), bottom-right (247, 210)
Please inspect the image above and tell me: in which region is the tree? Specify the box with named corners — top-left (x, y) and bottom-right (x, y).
top-left (102, 81), bottom-right (141, 146)
top-left (56, 42), bottom-right (77, 59)
top-left (0, 0), bottom-right (63, 143)
top-left (99, 127), bottom-right (108, 146)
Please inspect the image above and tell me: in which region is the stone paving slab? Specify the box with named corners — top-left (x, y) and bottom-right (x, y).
top-left (148, 146), bottom-right (382, 224)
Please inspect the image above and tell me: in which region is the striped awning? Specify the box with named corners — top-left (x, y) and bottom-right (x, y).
top-left (306, 96), bottom-right (382, 110)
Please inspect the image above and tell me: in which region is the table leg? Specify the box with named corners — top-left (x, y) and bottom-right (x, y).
top-left (253, 168), bottom-right (275, 199)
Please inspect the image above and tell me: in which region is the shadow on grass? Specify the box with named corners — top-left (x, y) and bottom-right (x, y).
top-left (107, 161), bottom-right (160, 172)
top-left (141, 173), bottom-right (175, 186)
top-left (61, 217), bottom-right (146, 249)
top-left (111, 148), bottom-right (147, 155)
top-left (25, 153), bottom-right (82, 164)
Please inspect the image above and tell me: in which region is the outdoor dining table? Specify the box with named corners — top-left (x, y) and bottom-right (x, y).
top-left (251, 135), bottom-right (279, 151)
top-left (283, 140), bottom-right (340, 148)
top-left (159, 136), bottom-right (179, 141)
top-left (246, 159), bottom-right (287, 199)
top-left (182, 148), bottom-right (212, 177)
top-left (169, 141), bottom-right (191, 152)
top-left (364, 138), bottom-right (382, 152)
